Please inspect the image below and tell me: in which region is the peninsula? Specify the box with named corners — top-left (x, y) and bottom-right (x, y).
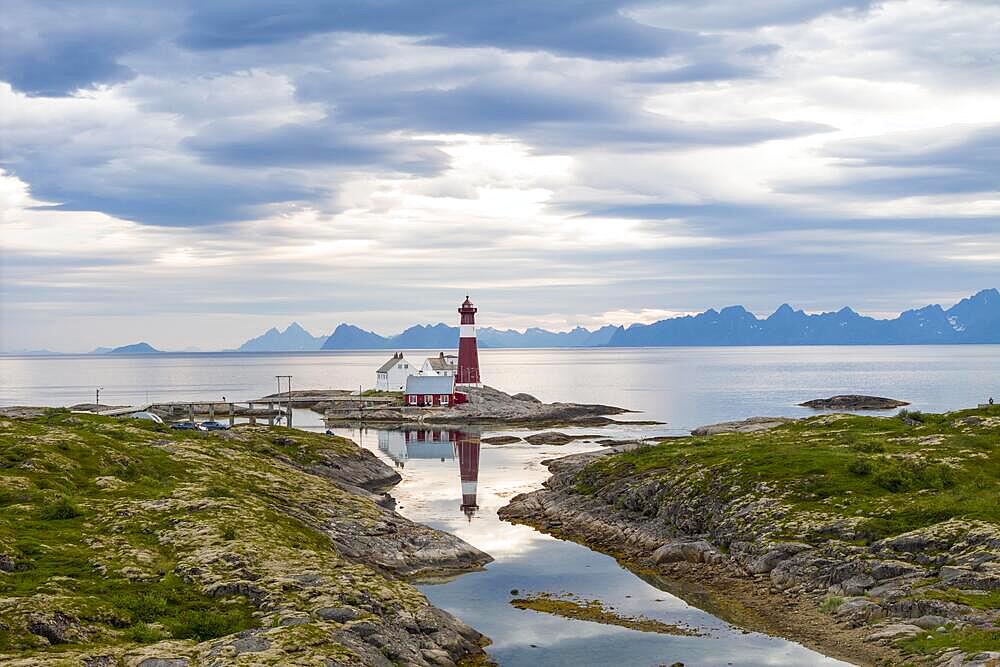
top-left (499, 406), bottom-right (1000, 666)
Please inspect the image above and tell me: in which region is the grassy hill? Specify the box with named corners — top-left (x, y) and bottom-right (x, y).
top-left (0, 410), bottom-right (489, 665)
top-left (504, 405), bottom-right (1000, 662)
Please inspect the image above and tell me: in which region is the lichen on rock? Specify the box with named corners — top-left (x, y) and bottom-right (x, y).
top-left (0, 410), bottom-right (492, 666)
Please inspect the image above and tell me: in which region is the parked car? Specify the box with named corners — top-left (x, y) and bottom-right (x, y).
top-left (127, 411), bottom-right (164, 424)
top-left (200, 420), bottom-right (229, 431)
top-left (170, 421), bottom-right (202, 430)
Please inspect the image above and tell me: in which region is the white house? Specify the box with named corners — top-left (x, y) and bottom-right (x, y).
top-left (420, 352), bottom-right (458, 377)
top-left (375, 352), bottom-right (415, 391)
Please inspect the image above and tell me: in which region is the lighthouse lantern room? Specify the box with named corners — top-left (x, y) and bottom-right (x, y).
top-left (456, 296), bottom-right (482, 387)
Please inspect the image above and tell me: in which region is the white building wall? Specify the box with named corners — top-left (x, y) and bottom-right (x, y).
top-left (420, 355), bottom-right (458, 377)
top-left (375, 357), bottom-right (415, 391)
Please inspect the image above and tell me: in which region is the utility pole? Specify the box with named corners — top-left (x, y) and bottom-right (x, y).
top-left (96, 387), bottom-right (102, 407)
top-left (275, 375), bottom-right (293, 428)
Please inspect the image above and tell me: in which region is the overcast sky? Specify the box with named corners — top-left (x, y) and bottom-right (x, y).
top-left (1, 0), bottom-right (998, 351)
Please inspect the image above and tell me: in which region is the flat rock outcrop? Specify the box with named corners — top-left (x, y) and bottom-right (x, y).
top-left (0, 411), bottom-right (492, 666)
top-left (691, 416), bottom-right (795, 435)
top-left (323, 385), bottom-right (638, 428)
top-left (799, 395), bottom-right (909, 410)
top-left (481, 435), bottom-right (522, 445)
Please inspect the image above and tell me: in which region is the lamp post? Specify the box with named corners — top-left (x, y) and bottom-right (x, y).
top-left (96, 387), bottom-right (103, 407)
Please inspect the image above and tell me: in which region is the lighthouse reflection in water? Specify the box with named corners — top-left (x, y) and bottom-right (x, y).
top-left (377, 428), bottom-right (481, 519)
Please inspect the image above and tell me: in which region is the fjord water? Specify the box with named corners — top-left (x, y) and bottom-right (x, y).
top-left (3, 346), bottom-right (999, 665)
top-left (3, 345), bottom-right (997, 428)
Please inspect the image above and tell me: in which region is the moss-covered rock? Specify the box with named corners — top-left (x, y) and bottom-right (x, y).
top-left (500, 406), bottom-right (1000, 663)
top-left (0, 411), bottom-right (491, 665)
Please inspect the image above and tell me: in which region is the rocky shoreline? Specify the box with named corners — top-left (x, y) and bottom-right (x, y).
top-left (320, 385), bottom-right (645, 429)
top-left (499, 408), bottom-right (1000, 667)
top-left (0, 410), bottom-right (493, 666)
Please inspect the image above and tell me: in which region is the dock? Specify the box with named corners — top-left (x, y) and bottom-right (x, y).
top-left (99, 400), bottom-right (293, 427)
top-left (93, 390), bottom-right (387, 428)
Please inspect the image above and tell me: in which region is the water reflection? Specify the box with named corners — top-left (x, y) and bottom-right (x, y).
top-left (375, 427), bottom-right (482, 520)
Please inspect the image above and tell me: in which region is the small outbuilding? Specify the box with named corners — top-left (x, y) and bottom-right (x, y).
top-left (375, 352), bottom-right (415, 391)
top-left (405, 374), bottom-right (465, 407)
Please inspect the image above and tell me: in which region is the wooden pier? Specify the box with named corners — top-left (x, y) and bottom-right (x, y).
top-left (99, 400), bottom-right (292, 427)
top-left (95, 390), bottom-right (385, 428)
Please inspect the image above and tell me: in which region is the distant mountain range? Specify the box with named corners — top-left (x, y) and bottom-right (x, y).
top-left (237, 322), bottom-right (327, 352)
top-left (311, 289), bottom-right (998, 350)
top-left (315, 322), bottom-right (621, 350)
top-left (69, 289), bottom-right (998, 354)
top-left (606, 288), bottom-right (999, 346)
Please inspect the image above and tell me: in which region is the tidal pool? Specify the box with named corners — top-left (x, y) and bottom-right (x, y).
top-left (330, 424), bottom-right (850, 667)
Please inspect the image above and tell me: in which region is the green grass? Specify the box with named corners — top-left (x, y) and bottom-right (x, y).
top-left (898, 626), bottom-right (1000, 655)
top-left (165, 608), bottom-right (257, 641)
top-left (0, 411), bottom-right (346, 652)
top-left (819, 595), bottom-right (844, 614)
top-left (578, 405), bottom-right (1000, 541)
top-left (38, 495), bottom-right (82, 520)
top-left (920, 588), bottom-right (1000, 611)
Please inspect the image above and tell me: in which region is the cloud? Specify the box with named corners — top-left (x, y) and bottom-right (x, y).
top-left (795, 124), bottom-right (1000, 198)
top-left (629, 61), bottom-right (759, 84)
top-left (626, 0), bottom-right (874, 30)
top-left (0, 1), bottom-right (174, 95)
top-left (177, 1), bottom-right (702, 58)
top-left (2, 0), bottom-right (1000, 351)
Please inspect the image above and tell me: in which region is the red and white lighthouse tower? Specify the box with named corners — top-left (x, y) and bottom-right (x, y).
top-left (456, 296), bottom-right (482, 387)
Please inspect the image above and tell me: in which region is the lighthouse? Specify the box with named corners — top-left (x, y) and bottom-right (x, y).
top-left (456, 296), bottom-right (482, 387)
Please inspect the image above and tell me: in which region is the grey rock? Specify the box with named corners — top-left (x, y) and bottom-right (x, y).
top-left (279, 615), bottom-right (311, 626)
top-left (350, 621), bottom-right (380, 638)
top-left (652, 540), bottom-right (717, 564)
top-left (422, 648), bottom-right (457, 666)
top-left (26, 611), bottom-right (81, 644)
top-left (316, 606), bottom-right (360, 623)
top-left (525, 432), bottom-right (574, 446)
top-left (137, 660), bottom-right (189, 667)
top-left (691, 417), bottom-right (795, 436)
top-left (233, 636), bottom-right (271, 654)
top-left (866, 623), bottom-right (922, 641)
top-left (481, 435), bottom-right (522, 445)
top-left (941, 566), bottom-right (970, 582)
top-left (747, 542), bottom-right (813, 574)
top-left (838, 574), bottom-right (876, 596)
top-left (835, 598), bottom-right (885, 623)
top-left (799, 395), bottom-right (908, 410)
top-left (913, 614), bottom-right (949, 629)
top-left (870, 559), bottom-right (924, 581)
top-left (83, 657), bottom-right (116, 667)
top-left (204, 579), bottom-right (268, 602)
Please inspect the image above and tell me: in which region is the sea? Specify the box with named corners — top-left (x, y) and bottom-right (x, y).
top-left (2, 345), bottom-right (997, 666)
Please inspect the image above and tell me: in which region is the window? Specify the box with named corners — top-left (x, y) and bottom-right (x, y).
top-left (408, 395), bottom-right (417, 405)
top-left (440, 395), bottom-right (449, 405)
top-left (425, 395), bottom-right (433, 404)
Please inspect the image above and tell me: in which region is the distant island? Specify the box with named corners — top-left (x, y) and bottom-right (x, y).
top-left (65, 288), bottom-right (998, 354)
top-left (105, 342), bottom-right (161, 355)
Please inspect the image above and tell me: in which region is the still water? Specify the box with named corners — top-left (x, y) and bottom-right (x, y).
top-left (3, 346), bottom-right (998, 665)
